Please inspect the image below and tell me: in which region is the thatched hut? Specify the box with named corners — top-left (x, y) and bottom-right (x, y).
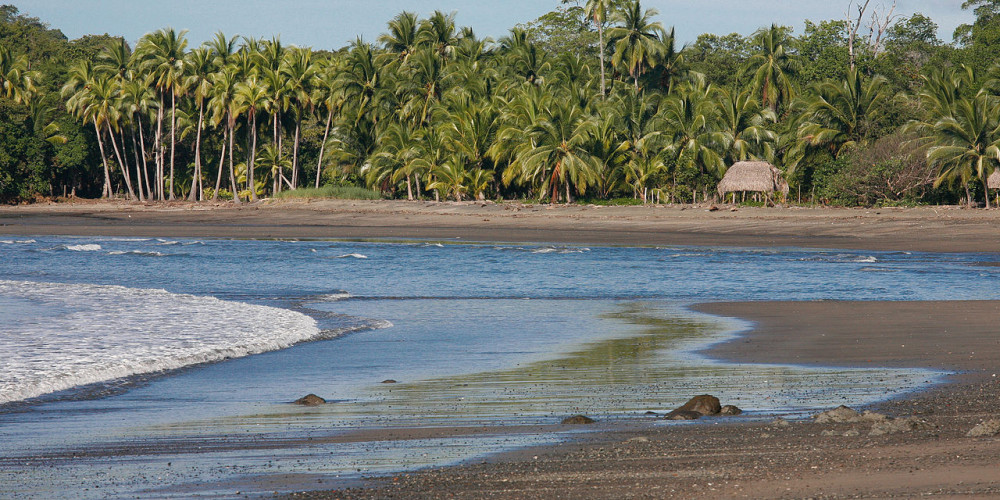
top-left (717, 161), bottom-right (789, 203)
top-left (988, 170), bottom-right (1000, 190)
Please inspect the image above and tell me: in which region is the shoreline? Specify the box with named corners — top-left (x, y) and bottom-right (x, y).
top-left (3, 199), bottom-right (1000, 253)
top-left (314, 300), bottom-right (1000, 499)
top-left (4, 201), bottom-right (999, 497)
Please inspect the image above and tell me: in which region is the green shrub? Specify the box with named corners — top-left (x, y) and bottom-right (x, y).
top-left (274, 185), bottom-right (383, 200)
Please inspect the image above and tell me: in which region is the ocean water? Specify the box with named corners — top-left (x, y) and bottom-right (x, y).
top-left (1, 236), bottom-right (999, 497)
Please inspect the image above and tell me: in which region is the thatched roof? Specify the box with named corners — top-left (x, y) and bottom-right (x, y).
top-left (717, 161), bottom-right (789, 195)
top-left (989, 170), bottom-right (1000, 190)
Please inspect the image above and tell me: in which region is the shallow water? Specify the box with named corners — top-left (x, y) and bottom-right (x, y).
top-left (0, 237), bottom-right (997, 496)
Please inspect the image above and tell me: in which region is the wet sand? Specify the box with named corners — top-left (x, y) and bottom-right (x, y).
top-left (308, 301), bottom-right (1000, 499)
top-left (4, 200), bottom-right (1000, 498)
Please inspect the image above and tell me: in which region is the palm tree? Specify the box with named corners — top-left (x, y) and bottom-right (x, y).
top-left (743, 24), bottom-right (801, 112)
top-left (924, 94), bottom-right (1000, 208)
top-left (137, 28), bottom-right (189, 200)
top-left (0, 44), bottom-right (38, 104)
top-left (505, 98), bottom-right (600, 203)
top-left (716, 86), bottom-right (777, 164)
top-left (427, 160), bottom-right (470, 201)
top-left (312, 56), bottom-right (344, 188)
top-left (581, 0), bottom-right (616, 96)
top-left (796, 68), bottom-right (891, 158)
top-left (661, 82), bottom-right (727, 181)
top-left (119, 75), bottom-right (158, 200)
top-left (607, 0), bottom-right (665, 90)
top-left (68, 74), bottom-right (137, 200)
top-left (235, 76), bottom-right (269, 201)
top-left (63, 62), bottom-right (113, 198)
top-left (281, 46), bottom-right (315, 188)
top-left (417, 10), bottom-right (458, 59)
top-left (379, 11), bottom-right (420, 62)
top-left (184, 47), bottom-right (215, 200)
top-left (208, 65), bottom-right (242, 201)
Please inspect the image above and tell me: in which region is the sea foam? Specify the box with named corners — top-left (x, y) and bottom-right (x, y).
top-left (0, 280), bottom-right (320, 405)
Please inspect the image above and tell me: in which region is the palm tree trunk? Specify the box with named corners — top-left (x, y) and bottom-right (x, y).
top-left (228, 118), bottom-right (240, 204)
top-left (984, 177), bottom-right (991, 209)
top-left (155, 95), bottom-right (165, 200)
top-left (565, 178), bottom-right (572, 204)
top-left (291, 116), bottom-right (301, 188)
top-left (315, 107), bottom-right (333, 188)
top-left (168, 88), bottom-right (177, 200)
top-left (130, 124), bottom-right (145, 202)
top-left (137, 114), bottom-right (153, 201)
top-left (213, 126), bottom-right (227, 201)
top-left (406, 173), bottom-right (413, 201)
top-left (189, 101), bottom-right (206, 201)
top-left (550, 161), bottom-right (561, 203)
top-left (597, 21), bottom-right (606, 97)
top-left (249, 113), bottom-right (259, 202)
top-left (93, 119), bottom-right (112, 199)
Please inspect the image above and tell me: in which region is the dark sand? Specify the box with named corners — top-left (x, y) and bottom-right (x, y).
top-left (3, 200), bottom-right (1000, 498)
top-left (2, 199), bottom-right (1000, 252)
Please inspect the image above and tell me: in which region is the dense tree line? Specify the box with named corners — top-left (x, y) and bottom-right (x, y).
top-left (3, 1), bottom-right (1000, 206)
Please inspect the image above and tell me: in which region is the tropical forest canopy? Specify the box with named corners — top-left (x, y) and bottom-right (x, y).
top-left (2, 0), bottom-right (1000, 207)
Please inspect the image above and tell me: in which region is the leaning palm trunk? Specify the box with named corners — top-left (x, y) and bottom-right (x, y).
top-left (291, 116), bottom-right (301, 189)
top-left (129, 126), bottom-right (145, 201)
top-left (154, 96), bottom-right (165, 200)
top-left (213, 126), bottom-right (227, 201)
top-left (93, 120), bottom-right (112, 198)
top-left (189, 101), bottom-right (206, 201)
top-left (108, 126), bottom-right (136, 200)
top-left (136, 114), bottom-right (153, 200)
top-left (315, 108), bottom-right (333, 188)
top-left (248, 113), bottom-right (259, 202)
top-left (228, 118), bottom-right (240, 204)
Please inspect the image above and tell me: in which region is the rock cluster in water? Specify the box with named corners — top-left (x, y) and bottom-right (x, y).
top-left (663, 395), bottom-right (742, 420)
top-left (562, 415), bottom-right (596, 425)
top-left (293, 394), bottom-right (326, 406)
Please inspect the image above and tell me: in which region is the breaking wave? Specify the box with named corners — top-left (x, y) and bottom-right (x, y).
top-left (0, 280), bottom-right (321, 405)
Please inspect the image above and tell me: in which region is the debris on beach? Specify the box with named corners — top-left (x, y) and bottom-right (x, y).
top-left (293, 394), bottom-right (326, 406)
top-left (381, 379), bottom-right (397, 384)
top-left (966, 419), bottom-right (1000, 437)
top-left (561, 415), bottom-right (596, 424)
top-left (868, 416), bottom-right (934, 436)
top-left (662, 395), bottom-right (742, 420)
top-left (813, 405), bottom-right (887, 424)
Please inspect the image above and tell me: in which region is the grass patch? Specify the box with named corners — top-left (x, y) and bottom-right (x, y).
top-left (274, 186), bottom-right (383, 200)
top-left (579, 197), bottom-right (646, 206)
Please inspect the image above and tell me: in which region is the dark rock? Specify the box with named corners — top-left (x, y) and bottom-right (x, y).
top-left (664, 410), bottom-right (702, 421)
top-left (561, 415), bottom-right (595, 424)
top-left (381, 379), bottom-right (397, 384)
top-left (719, 405), bottom-right (743, 416)
top-left (293, 394), bottom-right (326, 406)
top-left (674, 395), bottom-right (722, 416)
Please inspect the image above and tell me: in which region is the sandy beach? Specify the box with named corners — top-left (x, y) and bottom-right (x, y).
top-left (3, 200), bottom-right (1000, 498)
